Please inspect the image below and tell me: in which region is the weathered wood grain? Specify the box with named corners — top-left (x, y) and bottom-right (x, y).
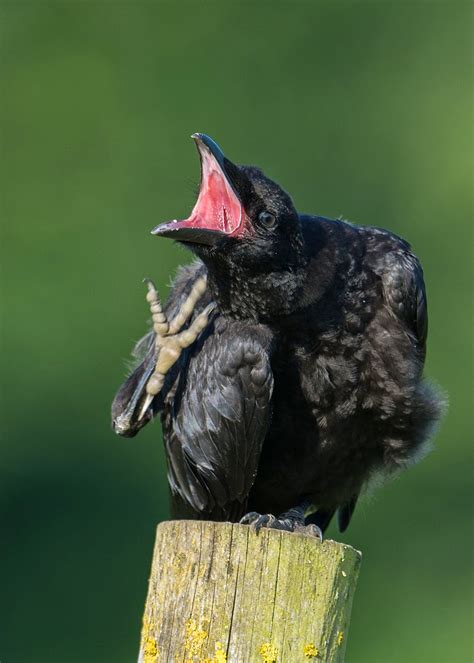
top-left (138, 520), bottom-right (361, 663)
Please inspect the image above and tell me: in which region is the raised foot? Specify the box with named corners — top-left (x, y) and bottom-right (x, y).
top-left (240, 511), bottom-right (322, 540)
top-left (138, 276), bottom-right (216, 420)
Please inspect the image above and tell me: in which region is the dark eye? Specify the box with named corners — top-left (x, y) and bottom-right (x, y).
top-left (258, 211), bottom-right (277, 228)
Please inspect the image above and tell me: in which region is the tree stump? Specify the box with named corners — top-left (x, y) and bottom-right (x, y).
top-left (138, 520), bottom-right (361, 663)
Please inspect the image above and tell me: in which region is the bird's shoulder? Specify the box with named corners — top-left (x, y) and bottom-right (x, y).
top-left (299, 216), bottom-right (427, 349)
top-left (164, 259), bottom-right (275, 416)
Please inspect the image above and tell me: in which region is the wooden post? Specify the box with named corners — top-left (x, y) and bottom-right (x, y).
top-left (138, 521), bottom-right (361, 663)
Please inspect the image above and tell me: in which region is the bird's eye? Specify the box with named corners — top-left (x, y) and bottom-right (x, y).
top-left (258, 211), bottom-right (277, 229)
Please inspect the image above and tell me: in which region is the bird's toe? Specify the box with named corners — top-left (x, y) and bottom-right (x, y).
top-left (240, 511), bottom-right (322, 538)
top-left (240, 512), bottom-right (276, 533)
top-left (138, 276), bottom-right (214, 421)
top-left (295, 523), bottom-right (323, 540)
top-left (239, 511), bottom-right (260, 525)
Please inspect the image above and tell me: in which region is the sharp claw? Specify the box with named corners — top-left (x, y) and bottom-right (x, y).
top-left (305, 524), bottom-right (323, 540)
top-left (202, 302), bottom-right (217, 318)
top-left (295, 523), bottom-right (323, 540)
top-left (137, 393), bottom-right (154, 421)
top-left (254, 514), bottom-right (276, 534)
top-left (239, 512), bottom-right (260, 525)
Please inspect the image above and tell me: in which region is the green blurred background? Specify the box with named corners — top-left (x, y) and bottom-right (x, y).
top-left (1, 2), bottom-right (472, 661)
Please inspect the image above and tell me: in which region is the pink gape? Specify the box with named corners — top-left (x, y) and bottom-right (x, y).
top-left (158, 136), bottom-right (249, 238)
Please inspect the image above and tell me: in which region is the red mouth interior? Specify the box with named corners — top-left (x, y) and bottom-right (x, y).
top-left (169, 146), bottom-right (245, 235)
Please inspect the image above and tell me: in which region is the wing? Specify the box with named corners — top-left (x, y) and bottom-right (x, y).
top-left (111, 261), bottom-right (210, 436)
top-left (386, 250), bottom-right (428, 355)
top-left (163, 319), bottom-right (274, 520)
top-left (365, 228), bottom-right (428, 360)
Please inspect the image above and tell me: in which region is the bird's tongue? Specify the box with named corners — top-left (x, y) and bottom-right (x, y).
top-left (162, 144), bottom-right (244, 236)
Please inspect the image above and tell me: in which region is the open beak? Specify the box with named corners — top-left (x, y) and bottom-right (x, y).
top-left (151, 134), bottom-right (246, 245)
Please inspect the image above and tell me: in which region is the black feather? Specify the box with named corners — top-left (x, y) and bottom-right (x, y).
top-left (338, 495), bottom-right (358, 533)
top-left (112, 149), bottom-right (444, 531)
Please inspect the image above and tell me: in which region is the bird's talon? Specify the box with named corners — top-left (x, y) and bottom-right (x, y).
top-left (240, 510), bottom-right (320, 536)
top-left (138, 276), bottom-right (215, 418)
top-left (137, 392), bottom-right (154, 422)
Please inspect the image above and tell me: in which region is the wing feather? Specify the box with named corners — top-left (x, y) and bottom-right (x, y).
top-left (366, 228), bottom-right (428, 359)
top-left (166, 322), bottom-right (274, 519)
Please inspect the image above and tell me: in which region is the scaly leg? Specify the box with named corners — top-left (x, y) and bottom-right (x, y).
top-left (138, 276), bottom-right (216, 420)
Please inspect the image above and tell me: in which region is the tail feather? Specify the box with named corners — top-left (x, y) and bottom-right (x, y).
top-left (337, 495), bottom-right (358, 533)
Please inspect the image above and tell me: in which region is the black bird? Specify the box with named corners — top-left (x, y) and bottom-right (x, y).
top-left (112, 134), bottom-right (444, 536)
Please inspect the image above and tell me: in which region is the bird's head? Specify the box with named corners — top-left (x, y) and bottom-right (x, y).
top-left (152, 134), bottom-right (305, 272)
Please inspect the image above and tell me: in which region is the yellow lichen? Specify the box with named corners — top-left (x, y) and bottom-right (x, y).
top-left (143, 637), bottom-right (159, 663)
top-left (141, 617), bottom-right (159, 663)
top-left (141, 616), bottom-right (150, 639)
top-left (214, 642), bottom-right (227, 662)
top-left (203, 641), bottom-right (227, 663)
top-left (184, 618), bottom-right (208, 659)
top-left (259, 642), bottom-right (278, 662)
top-left (337, 631), bottom-right (344, 646)
top-left (303, 642), bottom-right (319, 658)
